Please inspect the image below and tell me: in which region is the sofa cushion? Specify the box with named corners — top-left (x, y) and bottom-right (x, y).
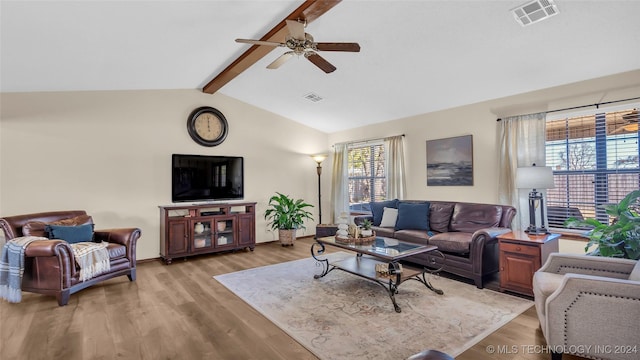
top-left (450, 203), bottom-right (502, 233)
top-left (107, 243), bottom-right (127, 260)
top-left (379, 207), bottom-right (399, 227)
top-left (395, 201), bottom-right (430, 231)
top-left (429, 203), bottom-right (455, 233)
top-left (23, 215), bottom-right (93, 237)
top-left (370, 199), bottom-right (399, 226)
top-left (45, 223), bottom-right (95, 244)
top-left (428, 232), bottom-right (473, 254)
top-left (394, 229), bottom-right (430, 244)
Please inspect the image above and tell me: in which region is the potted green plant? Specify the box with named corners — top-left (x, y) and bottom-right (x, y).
top-left (264, 192), bottom-right (314, 246)
top-left (360, 218), bottom-right (373, 237)
top-left (565, 189), bottom-right (640, 260)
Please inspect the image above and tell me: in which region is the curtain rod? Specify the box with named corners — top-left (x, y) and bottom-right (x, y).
top-left (332, 134), bottom-right (405, 147)
top-left (496, 96), bottom-right (640, 122)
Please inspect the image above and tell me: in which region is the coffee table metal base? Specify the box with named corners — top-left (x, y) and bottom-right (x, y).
top-left (311, 242), bottom-right (444, 313)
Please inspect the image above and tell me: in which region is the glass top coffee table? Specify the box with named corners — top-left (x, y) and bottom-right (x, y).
top-left (312, 236), bottom-right (445, 313)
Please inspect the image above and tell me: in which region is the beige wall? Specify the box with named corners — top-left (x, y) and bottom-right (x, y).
top-left (327, 70), bottom-right (640, 204)
top-left (0, 90), bottom-right (330, 259)
top-left (1, 70), bottom-right (638, 259)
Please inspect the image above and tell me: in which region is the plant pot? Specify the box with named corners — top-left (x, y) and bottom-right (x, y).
top-left (279, 229), bottom-right (296, 246)
top-left (361, 229), bottom-right (373, 237)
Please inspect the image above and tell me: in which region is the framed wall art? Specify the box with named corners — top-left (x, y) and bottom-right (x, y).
top-left (426, 135), bottom-right (473, 186)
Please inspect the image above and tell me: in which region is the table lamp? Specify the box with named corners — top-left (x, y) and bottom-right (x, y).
top-left (516, 163), bottom-right (554, 234)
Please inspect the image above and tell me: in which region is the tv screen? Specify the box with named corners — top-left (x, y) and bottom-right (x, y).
top-left (172, 154), bottom-right (244, 202)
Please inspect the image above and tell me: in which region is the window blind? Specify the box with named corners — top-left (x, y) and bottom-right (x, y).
top-left (347, 141), bottom-right (386, 208)
top-left (545, 107), bottom-right (639, 227)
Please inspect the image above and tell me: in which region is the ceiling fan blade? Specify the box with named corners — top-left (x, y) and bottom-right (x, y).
top-left (235, 39), bottom-right (285, 47)
top-left (612, 123), bottom-right (639, 134)
top-left (306, 53), bottom-right (336, 73)
top-left (315, 42), bottom-right (361, 52)
top-left (202, 0), bottom-right (341, 94)
top-left (285, 19), bottom-right (306, 40)
top-left (267, 52), bottom-right (294, 69)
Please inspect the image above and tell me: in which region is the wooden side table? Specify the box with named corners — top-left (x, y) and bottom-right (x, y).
top-left (497, 230), bottom-right (560, 296)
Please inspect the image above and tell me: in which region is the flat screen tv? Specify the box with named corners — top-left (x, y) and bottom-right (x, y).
top-left (172, 154), bottom-right (244, 202)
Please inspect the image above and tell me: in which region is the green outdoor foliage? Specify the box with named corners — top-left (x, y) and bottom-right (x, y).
top-left (565, 190), bottom-right (640, 260)
top-left (264, 192), bottom-right (314, 231)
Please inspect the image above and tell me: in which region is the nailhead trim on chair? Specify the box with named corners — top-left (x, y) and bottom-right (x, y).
top-left (557, 265), bottom-right (629, 276)
top-left (562, 292), bottom-right (640, 360)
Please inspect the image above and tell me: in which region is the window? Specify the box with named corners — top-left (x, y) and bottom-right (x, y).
top-left (348, 141), bottom-right (386, 212)
top-left (545, 107), bottom-right (639, 228)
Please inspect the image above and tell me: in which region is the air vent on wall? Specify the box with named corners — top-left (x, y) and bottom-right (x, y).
top-left (512, 0), bottom-right (559, 27)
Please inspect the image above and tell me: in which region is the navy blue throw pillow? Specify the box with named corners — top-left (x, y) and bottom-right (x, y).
top-left (370, 199), bottom-right (399, 226)
top-left (395, 202), bottom-right (430, 231)
top-left (46, 223), bottom-right (95, 244)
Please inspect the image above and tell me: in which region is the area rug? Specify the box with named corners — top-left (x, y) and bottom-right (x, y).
top-left (214, 252), bottom-right (532, 360)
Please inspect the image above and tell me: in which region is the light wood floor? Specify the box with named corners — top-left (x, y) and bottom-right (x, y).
top-left (0, 237), bottom-right (584, 360)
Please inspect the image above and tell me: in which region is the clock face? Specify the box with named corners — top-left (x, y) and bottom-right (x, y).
top-left (194, 112), bottom-right (223, 141)
top-left (187, 107), bottom-right (228, 146)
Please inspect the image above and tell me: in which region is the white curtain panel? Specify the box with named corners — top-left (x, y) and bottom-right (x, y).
top-left (385, 135), bottom-right (406, 200)
top-left (498, 113), bottom-right (547, 230)
top-left (330, 143), bottom-right (350, 224)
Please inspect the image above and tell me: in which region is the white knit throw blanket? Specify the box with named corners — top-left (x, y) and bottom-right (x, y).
top-left (71, 242), bottom-right (111, 282)
top-left (0, 236), bottom-right (48, 303)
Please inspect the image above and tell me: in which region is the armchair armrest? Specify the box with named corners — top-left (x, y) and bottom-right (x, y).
top-left (24, 238), bottom-right (68, 257)
top-left (94, 228), bottom-right (141, 246)
top-left (539, 253), bottom-right (636, 279)
top-left (545, 274), bottom-right (640, 351)
top-left (24, 239), bottom-right (76, 289)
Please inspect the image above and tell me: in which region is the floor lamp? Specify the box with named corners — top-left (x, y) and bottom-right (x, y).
top-left (311, 154), bottom-right (328, 224)
top-left (516, 163), bottom-right (555, 234)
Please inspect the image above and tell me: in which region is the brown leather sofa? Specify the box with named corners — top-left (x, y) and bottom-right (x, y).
top-left (0, 210), bottom-right (141, 306)
top-left (355, 201), bottom-right (516, 288)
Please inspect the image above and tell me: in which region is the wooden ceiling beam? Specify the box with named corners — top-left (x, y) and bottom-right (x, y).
top-left (202, 0), bottom-right (341, 94)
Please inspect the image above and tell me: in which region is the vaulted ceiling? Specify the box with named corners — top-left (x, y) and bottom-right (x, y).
top-left (2, 1), bottom-right (639, 133)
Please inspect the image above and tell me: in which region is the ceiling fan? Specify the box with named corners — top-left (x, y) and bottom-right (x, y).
top-left (235, 19), bottom-right (360, 73)
top-left (202, 0), bottom-right (343, 94)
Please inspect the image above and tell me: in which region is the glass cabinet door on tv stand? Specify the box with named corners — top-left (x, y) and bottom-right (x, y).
top-left (191, 219), bottom-right (213, 250)
top-left (159, 202), bottom-right (256, 264)
top-left (213, 216), bottom-right (235, 248)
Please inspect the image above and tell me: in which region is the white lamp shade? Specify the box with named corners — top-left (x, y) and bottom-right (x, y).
top-left (311, 154), bottom-right (328, 164)
top-left (516, 165), bottom-right (554, 189)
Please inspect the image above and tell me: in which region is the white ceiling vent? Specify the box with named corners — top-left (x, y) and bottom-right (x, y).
top-left (303, 92), bottom-right (324, 103)
top-left (512, 0), bottom-right (559, 26)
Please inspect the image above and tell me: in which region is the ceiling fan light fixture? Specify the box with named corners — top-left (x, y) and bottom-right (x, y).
top-left (512, 0), bottom-right (559, 27)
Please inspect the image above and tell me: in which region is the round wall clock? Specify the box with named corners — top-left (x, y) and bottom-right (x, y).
top-left (187, 106), bottom-right (228, 147)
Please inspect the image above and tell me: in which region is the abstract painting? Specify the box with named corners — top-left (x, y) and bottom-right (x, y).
top-left (426, 135), bottom-right (473, 186)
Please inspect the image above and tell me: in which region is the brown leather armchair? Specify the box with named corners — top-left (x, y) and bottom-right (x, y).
top-left (0, 210), bottom-right (141, 306)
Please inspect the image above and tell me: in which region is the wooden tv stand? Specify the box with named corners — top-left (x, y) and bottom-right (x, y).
top-left (159, 202), bottom-right (256, 264)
